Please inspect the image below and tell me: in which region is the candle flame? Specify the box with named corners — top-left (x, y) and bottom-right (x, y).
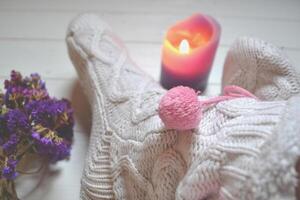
top-left (179, 39), bottom-right (190, 54)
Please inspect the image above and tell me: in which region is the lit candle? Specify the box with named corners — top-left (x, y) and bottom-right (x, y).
top-left (160, 14), bottom-right (221, 91)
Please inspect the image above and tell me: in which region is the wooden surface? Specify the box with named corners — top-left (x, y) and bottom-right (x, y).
top-left (0, 0), bottom-right (299, 199)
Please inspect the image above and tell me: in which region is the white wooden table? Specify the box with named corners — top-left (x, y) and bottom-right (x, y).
top-left (0, 0), bottom-right (299, 199)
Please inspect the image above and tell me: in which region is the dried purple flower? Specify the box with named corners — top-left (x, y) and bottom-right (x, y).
top-left (2, 134), bottom-right (19, 155)
top-left (31, 131), bottom-right (71, 163)
top-left (29, 73), bottom-right (46, 90)
top-left (0, 70), bottom-right (74, 189)
top-left (0, 115), bottom-right (6, 140)
top-left (4, 70), bottom-right (49, 109)
top-left (25, 99), bottom-right (74, 131)
top-left (53, 141), bottom-right (71, 162)
top-left (5, 109), bottom-right (30, 134)
top-left (4, 71), bottom-right (22, 90)
top-left (2, 156), bottom-right (18, 180)
top-left (31, 131), bottom-right (40, 140)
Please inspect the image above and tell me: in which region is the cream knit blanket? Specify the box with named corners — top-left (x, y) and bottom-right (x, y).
top-left (66, 14), bottom-right (300, 200)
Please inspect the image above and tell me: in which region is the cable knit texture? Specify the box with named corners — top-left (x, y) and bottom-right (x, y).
top-left (222, 37), bottom-right (300, 101)
top-left (66, 14), bottom-right (300, 200)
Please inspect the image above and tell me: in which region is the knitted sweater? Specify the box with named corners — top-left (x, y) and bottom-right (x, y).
top-left (66, 14), bottom-right (300, 200)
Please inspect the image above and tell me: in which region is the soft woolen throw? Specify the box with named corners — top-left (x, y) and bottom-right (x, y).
top-left (66, 14), bottom-right (300, 200)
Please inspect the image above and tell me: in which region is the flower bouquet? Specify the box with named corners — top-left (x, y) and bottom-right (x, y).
top-left (0, 71), bottom-right (74, 200)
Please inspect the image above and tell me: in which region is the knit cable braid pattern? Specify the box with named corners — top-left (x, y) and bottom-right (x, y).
top-left (66, 14), bottom-right (300, 200)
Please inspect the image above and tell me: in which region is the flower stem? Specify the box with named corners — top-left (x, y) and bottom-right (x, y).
top-left (0, 179), bottom-right (19, 200)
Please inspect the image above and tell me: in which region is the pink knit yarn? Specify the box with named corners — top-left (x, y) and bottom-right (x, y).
top-left (158, 86), bottom-right (201, 130)
top-left (159, 85), bottom-right (257, 130)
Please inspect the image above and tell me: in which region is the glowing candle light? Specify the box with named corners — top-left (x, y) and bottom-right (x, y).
top-left (179, 39), bottom-right (190, 54)
top-left (160, 14), bottom-right (221, 91)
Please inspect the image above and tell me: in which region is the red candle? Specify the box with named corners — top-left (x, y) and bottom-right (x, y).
top-left (160, 13), bottom-right (221, 91)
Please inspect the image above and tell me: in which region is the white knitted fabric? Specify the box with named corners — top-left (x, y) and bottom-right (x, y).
top-left (222, 37), bottom-right (300, 101)
top-left (66, 14), bottom-right (300, 200)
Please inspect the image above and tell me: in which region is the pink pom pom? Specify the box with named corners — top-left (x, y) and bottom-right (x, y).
top-left (158, 86), bottom-right (201, 130)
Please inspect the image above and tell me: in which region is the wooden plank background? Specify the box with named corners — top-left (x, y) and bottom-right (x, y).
top-left (0, 0), bottom-right (299, 199)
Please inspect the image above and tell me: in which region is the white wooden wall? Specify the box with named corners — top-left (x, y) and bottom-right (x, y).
top-left (0, 0), bottom-right (299, 199)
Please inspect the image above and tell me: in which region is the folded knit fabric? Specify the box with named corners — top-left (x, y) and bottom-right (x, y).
top-left (66, 14), bottom-right (300, 200)
top-left (222, 37), bottom-right (300, 100)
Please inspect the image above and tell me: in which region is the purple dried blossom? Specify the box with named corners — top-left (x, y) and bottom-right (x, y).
top-left (4, 71), bottom-right (22, 90)
top-left (2, 134), bottom-right (19, 155)
top-left (4, 71), bottom-right (49, 108)
top-left (54, 141), bottom-right (71, 161)
top-left (25, 99), bottom-right (74, 131)
top-left (26, 98), bottom-right (74, 163)
top-left (0, 115), bottom-right (6, 140)
top-left (29, 73), bottom-right (46, 89)
top-left (31, 133), bottom-right (71, 163)
top-left (2, 156), bottom-right (18, 180)
top-left (5, 109), bottom-right (30, 134)
top-left (56, 126), bottom-right (74, 141)
top-left (31, 131), bottom-right (40, 140)
top-left (0, 70), bottom-right (74, 185)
